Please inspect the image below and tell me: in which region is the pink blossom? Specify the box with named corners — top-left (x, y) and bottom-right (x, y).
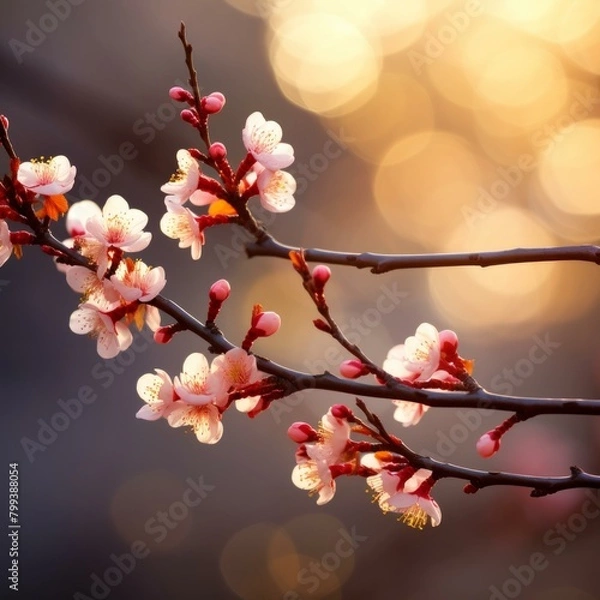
top-left (173, 353), bottom-right (225, 406)
top-left (66, 200), bottom-right (102, 237)
top-left (136, 369), bottom-right (176, 421)
top-left (17, 155), bottom-right (76, 196)
top-left (65, 265), bottom-right (119, 305)
top-left (85, 195), bottom-right (151, 276)
top-left (160, 200), bottom-right (204, 260)
top-left (69, 301), bottom-right (132, 359)
top-left (391, 400), bottom-right (429, 427)
top-left (0, 220), bottom-right (13, 268)
top-left (167, 402), bottom-right (224, 444)
top-left (210, 347), bottom-right (260, 411)
top-left (111, 259), bottom-right (166, 302)
top-left (161, 149), bottom-right (216, 206)
top-left (242, 112), bottom-right (295, 171)
top-left (256, 168), bottom-right (296, 213)
top-left (365, 464), bottom-right (441, 528)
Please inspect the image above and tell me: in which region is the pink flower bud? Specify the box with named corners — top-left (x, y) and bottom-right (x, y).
top-left (476, 432), bottom-right (500, 458)
top-left (312, 264), bottom-right (331, 288)
top-left (154, 326), bottom-right (175, 344)
top-left (254, 311), bottom-right (281, 336)
top-left (209, 279), bottom-right (231, 302)
top-left (201, 92), bottom-right (226, 114)
top-left (330, 404), bottom-right (352, 420)
top-left (0, 115), bottom-right (9, 130)
top-left (169, 86), bottom-right (193, 103)
top-left (339, 360), bottom-right (367, 379)
top-left (287, 422), bottom-right (318, 443)
top-left (180, 109), bottom-right (199, 126)
top-left (439, 329), bottom-right (459, 354)
top-left (208, 142), bottom-right (227, 161)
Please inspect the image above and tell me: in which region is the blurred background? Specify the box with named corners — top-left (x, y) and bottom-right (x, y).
top-left (2, 0), bottom-right (600, 598)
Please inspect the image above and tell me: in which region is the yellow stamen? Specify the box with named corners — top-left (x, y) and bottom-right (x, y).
top-left (399, 504), bottom-right (428, 530)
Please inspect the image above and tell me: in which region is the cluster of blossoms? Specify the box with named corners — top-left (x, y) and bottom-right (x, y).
top-left (136, 347), bottom-right (265, 444)
top-left (160, 86), bottom-right (296, 260)
top-left (287, 405), bottom-right (441, 529)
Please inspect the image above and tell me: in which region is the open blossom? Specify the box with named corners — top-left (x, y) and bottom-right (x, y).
top-left (210, 347), bottom-right (260, 412)
top-left (242, 112), bottom-right (294, 171)
top-left (384, 323), bottom-right (441, 382)
top-left (161, 149), bottom-right (216, 206)
top-left (17, 155), bottom-right (76, 195)
top-left (136, 369), bottom-right (176, 421)
top-left (66, 200), bottom-right (102, 237)
top-left (111, 259), bottom-right (166, 302)
top-left (66, 265), bottom-right (119, 305)
top-left (0, 220), bottom-right (13, 268)
top-left (256, 167), bottom-right (296, 213)
top-left (363, 455), bottom-right (441, 528)
top-left (69, 301), bottom-right (133, 359)
top-left (291, 406), bottom-right (353, 505)
top-left (85, 195), bottom-right (151, 275)
top-left (160, 200), bottom-right (204, 260)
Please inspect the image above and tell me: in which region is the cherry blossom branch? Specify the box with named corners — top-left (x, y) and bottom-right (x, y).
top-left (354, 399), bottom-right (600, 496)
top-left (245, 235), bottom-right (600, 274)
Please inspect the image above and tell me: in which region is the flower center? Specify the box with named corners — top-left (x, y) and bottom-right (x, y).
top-left (399, 504), bottom-right (428, 530)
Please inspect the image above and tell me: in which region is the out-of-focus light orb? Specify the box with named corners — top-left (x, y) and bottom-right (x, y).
top-left (559, 7), bottom-right (600, 75)
top-left (373, 132), bottom-right (485, 247)
top-left (484, 0), bottom-right (564, 39)
top-left (427, 207), bottom-right (558, 333)
top-left (268, 12), bottom-right (381, 116)
top-left (221, 523), bottom-right (295, 599)
top-left (538, 119), bottom-right (600, 218)
top-left (325, 71), bottom-right (435, 165)
top-left (110, 471), bottom-right (193, 553)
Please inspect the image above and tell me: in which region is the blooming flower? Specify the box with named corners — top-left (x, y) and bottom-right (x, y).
top-left (69, 301), bottom-right (133, 359)
top-left (65, 265), bottom-right (119, 305)
top-left (173, 353), bottom-right (226, 407)
top-left (111, 258), bottom-right (166, 302)
top-left (136, 369), bottom-right (176, 421)
top-left (167, 402), bottom-right (223, 444)
top-left (161, 149), bottom-right (216, 206)
top-left (160, 200), bottom-right (204, 260)
top-left (363, 456), bottom-right (441, 528)
top-left (242, 112), bottom-right (295, 171)
top-left (66, 200), bottom-right (102, 237)
top-left (0, 220), bottom-right (13, 268)
top-left (210, 347), bottom-right (260, 412)
top-left (17, 155), bottom-right (76, 196)
top-left (383, 323), bottom-right (441, 383)
top-left (291, 406), bottom-right (353, 505)
top-left (256, 167), bottom-right (296, 213)
top-left (85, 195), bottom-right (152, 276)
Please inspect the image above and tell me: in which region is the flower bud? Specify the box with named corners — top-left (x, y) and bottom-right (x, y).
top-left (201, 92), bottom-right (226, 114)
top-left (287, 422), bottom-right (318, 443)
top-left (209, 279), bottom-right (231, 302)
top-left (180, 109), bottom-right (199, 126)
top-left (208, 142), bottom-right (227, 161)
top-left (254, 311), bottom-right (281, 337)
top-left (154, 325), bottom-right (177, 344)
top-left (169, 86), bottom-right (193, 103)
top-left (439, 329), bottom-right (459, 354)
top-left (339, 360), bottom-right (367, 379)
top-left (0, 115), bottom-right (9, 130)
top-left (312, 264), bottom-right (331, 289)
top-left (476, 432), bottom-right (500, 458)
top-left (330, 404), bottom-right (352, 420)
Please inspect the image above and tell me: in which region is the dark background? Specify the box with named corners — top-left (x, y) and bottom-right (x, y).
top-left (2, 1), bottom-right (600, 599)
